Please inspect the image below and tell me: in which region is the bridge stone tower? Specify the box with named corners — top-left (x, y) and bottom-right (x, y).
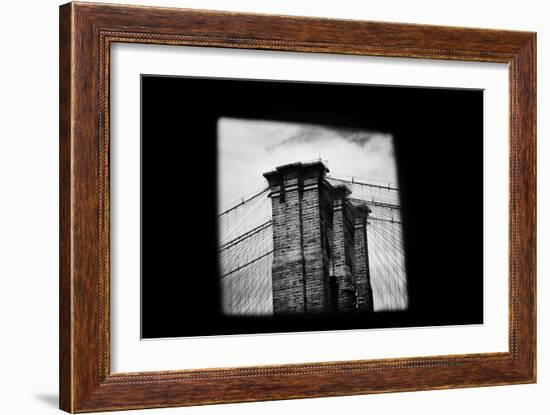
top-left (263, 161), bottom-right (374, 315)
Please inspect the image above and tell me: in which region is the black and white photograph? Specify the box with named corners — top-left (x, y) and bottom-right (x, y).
top-left (218, 119), bottom-right (406, 316)
top-left (140, 75), bottom-right (484, 338)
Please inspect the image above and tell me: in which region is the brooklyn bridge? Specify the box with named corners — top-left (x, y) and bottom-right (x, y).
top-left (219, 160), bottom-right (407, 316)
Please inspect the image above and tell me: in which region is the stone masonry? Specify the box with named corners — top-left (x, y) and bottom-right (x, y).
top-left (263, 161), bottom-right (374, 314)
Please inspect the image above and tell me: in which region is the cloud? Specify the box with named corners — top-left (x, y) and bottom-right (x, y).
top-left (218, 117), bottom-right (397, 212)
top-left (266, 125), bottom-right (383, 151)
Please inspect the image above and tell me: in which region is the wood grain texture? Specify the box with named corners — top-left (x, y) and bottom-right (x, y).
top-left (59, 3), bottom-right (73, 412)
top-left (59, 2), bottom-right (536, 412)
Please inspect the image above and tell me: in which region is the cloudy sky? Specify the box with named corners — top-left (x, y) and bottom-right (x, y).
top-left (218, 117), bottom-right (397, 212)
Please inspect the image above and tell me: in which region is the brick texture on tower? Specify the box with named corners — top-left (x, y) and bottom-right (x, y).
top-left (330, 186), bottom-right (357, 312)
top-left (264, 161), bottom-right (374, 314)
top-left (353, 204), bottom-right (374, 312)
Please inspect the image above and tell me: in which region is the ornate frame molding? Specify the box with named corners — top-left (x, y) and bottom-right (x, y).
top-left (60, 2), bottom-right (536, 412)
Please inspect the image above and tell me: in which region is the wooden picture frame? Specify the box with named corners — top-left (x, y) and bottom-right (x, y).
top-left (59, 2), bottom-right (536, 412)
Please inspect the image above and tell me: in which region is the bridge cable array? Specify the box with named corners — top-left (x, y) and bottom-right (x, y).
top-left (219, 177), bottom-right (407, 315)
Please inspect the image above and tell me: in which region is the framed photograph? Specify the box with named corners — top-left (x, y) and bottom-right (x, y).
top-left (59, 2), bottom-right (536, 412)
